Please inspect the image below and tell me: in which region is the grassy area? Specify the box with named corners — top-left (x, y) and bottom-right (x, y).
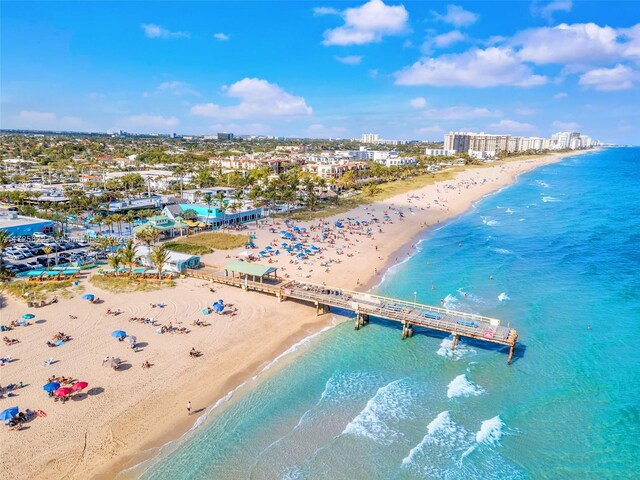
top-left (168, 232), bottom-right (249, 252)
top-left (89, 275), bottom-right (175, 293)
top-left (1, 279), bottom-right (81, 302)
top-left (164, 242), bottom-right (212, 255)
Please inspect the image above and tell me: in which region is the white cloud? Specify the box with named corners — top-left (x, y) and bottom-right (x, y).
top-left (489, 119), bottom-right (535, 132)
top-left (621, 24), bottom-right (640, 58)
top-left (314, 6), bottom-right (340, 16)
top-left (410, 97), bottom-right (427, 108)
top-left (144, 81), bottom-right (200, 97)
top-left (432, 5), bottom-right (479, 28)
top-left (321, 0), bottom-right (409, 46)
top-left (531, 0), bottom-right (572, 23)
top-left (579, 64), bottom-right (634, 91)
top-left (514, 23), bottom-right (621, 66)
top-left (190, 78), bottom-right (312, 120)
top-left (141, 24), bottom-right (189, 39)
top-left (395, 47), bottom-right (548, 87)
top-left (213, 32), bottom-right (230, 41)
top-left (552, 120), bottom-right (580, 130)
top-left (14, 111), bottom-right (84, 130)
top-left (335, 55), bottom-right (363, 65)
top-left (422, 105), bottom-right (501, 120)
top-left (433, 30), bottom-right (466, 48)
top-left (119, 114), bottom-right (179, 131)
top-left (553, 92), bottom-right (568, 99)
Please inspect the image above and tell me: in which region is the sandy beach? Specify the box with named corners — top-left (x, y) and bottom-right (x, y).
top-left (0, 151), bottom-right (587, 480)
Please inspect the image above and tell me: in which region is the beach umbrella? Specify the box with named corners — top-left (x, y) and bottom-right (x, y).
top-left (82, 294), bottom-right (95, 301)
top-left (71, 382), bottom-right (88, 392)
top-left (213, 303), bottom-right (224, 314)
top-left (265, 245), bottom-right (273, 250)
top-left (53, 387), bottom-right (73, 398)
top-left (111, 330), bottom-right (126, 339)
top-left (22, 313), bottom-right (35, 319)
top-left (124, 336), bottom-right (137, 345)
top-left (0, 407), bottom-right (19, 420)
top-left (202, 308), bottom-right (211, 315)
top-left (43, 382), bottom-right (60, 393)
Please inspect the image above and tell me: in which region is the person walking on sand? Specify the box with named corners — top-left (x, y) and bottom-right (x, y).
top-left (187, 401), bottom-right (192, 415)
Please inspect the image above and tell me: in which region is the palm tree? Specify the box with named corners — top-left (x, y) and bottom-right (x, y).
top-left (120, 239), bottom-right (138, 276)
top-left (124, 211), bottom-right (136, 236)
top-left (0, 230), bottom-right (11, 256)
top-left (149, 245), bottom-right (169, 279)
top-left (203, 193), bottom-right (214, 229)
top-left (136, 226), bottom-right (160, 248)
top-left (103, 216), bottom-right (114, 235)
top-left (111, 213), bottom-right (123, 237)
top-left (108, 251), bottom-right (123, 275)
top-left (92, 213), bottom-right (104, 236)
top-left (215, 191), bottom-right (226, 228)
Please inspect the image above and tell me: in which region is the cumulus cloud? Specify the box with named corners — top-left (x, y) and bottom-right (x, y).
top-left (432, 5), bottom-right (479, 28)
top-left (321, 0), bottom-right (409, 46)
top-left (432, 30), bottom-right (466, 48)
top-left (513, 23), bottom-right (622, 66)
top-left (118, 114), bottom-right (179, 131)
top-left (552, 120), bottom-right (580, 130)
top-left (621, 24), bottom-right (640, 58)
top-left (141, 24), bottom-right (189, 39)
top-left (489, 119), bottom-right (535, 132)
top-left (579, 64), bottom-right (634, 91)
top-left (190, 78), bottom-right (312, 120)
top-left (553, 92), bottom-right (568, 99)
top-left (314, 6), bottom-right (340, 16)
top-left (410, 97), bottom-right (427, 108)
top-left (422, 105), bottom-right (501, 120)
top-left (395, 47), bottom-right (548, 87)
top-left (531, 0), bottom-right (572, 23)
top-left (213, 32), bottom-right (230, 41)
top-left (14, 111), bottom-right (84, 130)
top-left (335, 55), bottom-right (363, 65)
top-left (144, 81), bottom-right (200, 97)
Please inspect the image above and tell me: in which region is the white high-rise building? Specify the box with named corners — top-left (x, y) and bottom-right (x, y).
top-left (361, 133), bottom-right (380, 144)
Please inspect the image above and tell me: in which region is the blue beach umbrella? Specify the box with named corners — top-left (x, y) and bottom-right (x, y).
top-left (43, 382), bottom-right (60, 393)
top-left (82, 294), bottom-right (95, 301)
top-left (111, 330), bottom-right (126, 339)
top-left (213, 303), bottom-right (224, 314)
top-left (0, 407), bottom-right (19, 420)
top-left (22, 313), bottom-right (35, 319)
top-left (265, 245), bottom-right (273, 250)
top-left (202, 308), bottom-right (211, 315)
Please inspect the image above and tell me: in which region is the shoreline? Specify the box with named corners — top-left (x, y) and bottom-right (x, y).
top-left (0, 149), bottom-right (594, 480)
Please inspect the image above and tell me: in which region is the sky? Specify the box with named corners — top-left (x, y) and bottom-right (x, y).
top-left (1, 1), bottom-right (639, 143)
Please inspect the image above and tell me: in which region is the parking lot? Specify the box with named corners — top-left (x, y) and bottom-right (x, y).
top-left (1, 235), bottom-right (100, 275)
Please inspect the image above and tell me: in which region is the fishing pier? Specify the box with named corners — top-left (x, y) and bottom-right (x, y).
top-left (188, 265), bottom-right (518, 364)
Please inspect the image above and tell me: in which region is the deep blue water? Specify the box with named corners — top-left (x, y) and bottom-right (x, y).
top-left (133, 148), bottom-right (640, 480)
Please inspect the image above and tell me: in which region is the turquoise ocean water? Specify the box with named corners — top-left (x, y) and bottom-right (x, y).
top-left (134, 148), bottom-right (640, 479)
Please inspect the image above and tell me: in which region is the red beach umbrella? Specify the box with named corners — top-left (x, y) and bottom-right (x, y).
top-left (71, 382), bottom-right (88, 391)
top-left (53, 387), bottom-right (73, 397)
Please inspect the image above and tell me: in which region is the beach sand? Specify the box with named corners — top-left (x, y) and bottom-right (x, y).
top-left (0, 151), bottom-right (586, 480)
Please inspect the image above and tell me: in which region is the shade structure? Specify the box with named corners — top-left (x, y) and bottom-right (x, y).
top-left (124, 336), bottom-right (137, 345)
top-left (82, 294), bottom-right (95, 301)
top-left (54, 387), bottom-right (73, 397)
top-left (71, 382), bottom-right (88, 391)
top-left (0, 407), bottom-right (19, 420)
top-left (202, 308), bottom-right (211, 315)
top-left (111, 330), bottom-right (126, 339)
top-left (22, 313), bottom-right (36, 319)
top-left (213, 303), bottom-right (224, 313)
top-left (43, 382), bottom-right (60, 392)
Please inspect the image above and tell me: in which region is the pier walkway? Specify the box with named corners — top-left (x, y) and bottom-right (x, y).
top-left (187, 269), bottom-right (518, 364)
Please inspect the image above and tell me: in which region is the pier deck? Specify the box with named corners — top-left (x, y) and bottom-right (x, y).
top-left (187, 270), bottom-right (518, 364)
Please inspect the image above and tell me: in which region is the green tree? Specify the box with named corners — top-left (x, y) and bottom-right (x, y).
top-left (120, 239), bottom-right (138, 276)
top-left (149, 245), bottom-right (169, 279)
top-left (108, 251), bottom-right (123, 275)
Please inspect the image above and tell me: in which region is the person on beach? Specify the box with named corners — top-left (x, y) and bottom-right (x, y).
top-left (187, 401), bottom-right (191, 415)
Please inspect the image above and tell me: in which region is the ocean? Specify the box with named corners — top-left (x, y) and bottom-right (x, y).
top-left (130, 148), bottom-right (640, 480)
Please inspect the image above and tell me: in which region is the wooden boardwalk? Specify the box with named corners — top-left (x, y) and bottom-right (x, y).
top-left (187, 270), bottom-right (519, 364)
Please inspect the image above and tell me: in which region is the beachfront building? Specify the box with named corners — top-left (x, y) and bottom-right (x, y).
top-left (162, 203), bottom-right (262, 229)
top-left (0, 210), bottom-right (55, 237)
top-left (181, 187), bottom-right (237, 203)
top-left (132, 214), bottom-right (188, 239)
top-left (425, 148), bottom-right (456, 156)
top-left (303, 158), bottom-right (369, 180)
top-left (135, 245), bottom-right (201, 273)
top-left (99, 195), bottom-right (172, 213)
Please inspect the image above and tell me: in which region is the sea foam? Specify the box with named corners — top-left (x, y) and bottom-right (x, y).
top-left (498, 292), bottom-right (510, 302)
top-left (447, 374), bottom-right (485, 399)
top-left (437, 336), bottom-right (476, 360)
top-left (481, 216), bottom-right (499, 226)
top-left (542, 196), bottom-right (561, 203)
top-left (342, 378), bottom-right (415, 445)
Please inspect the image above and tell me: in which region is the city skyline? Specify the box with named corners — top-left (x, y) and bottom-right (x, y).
top-left (1, 1), bottom-right (639, 143)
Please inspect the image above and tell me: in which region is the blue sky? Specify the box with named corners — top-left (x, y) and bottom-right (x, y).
top-left (1, 1), bottom-right (639, 143)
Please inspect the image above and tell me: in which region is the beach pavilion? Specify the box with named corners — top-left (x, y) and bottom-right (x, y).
top-left (132, 215), bottom-right (188, 239)
top-left (223, 260), bottom-right (278, 283)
